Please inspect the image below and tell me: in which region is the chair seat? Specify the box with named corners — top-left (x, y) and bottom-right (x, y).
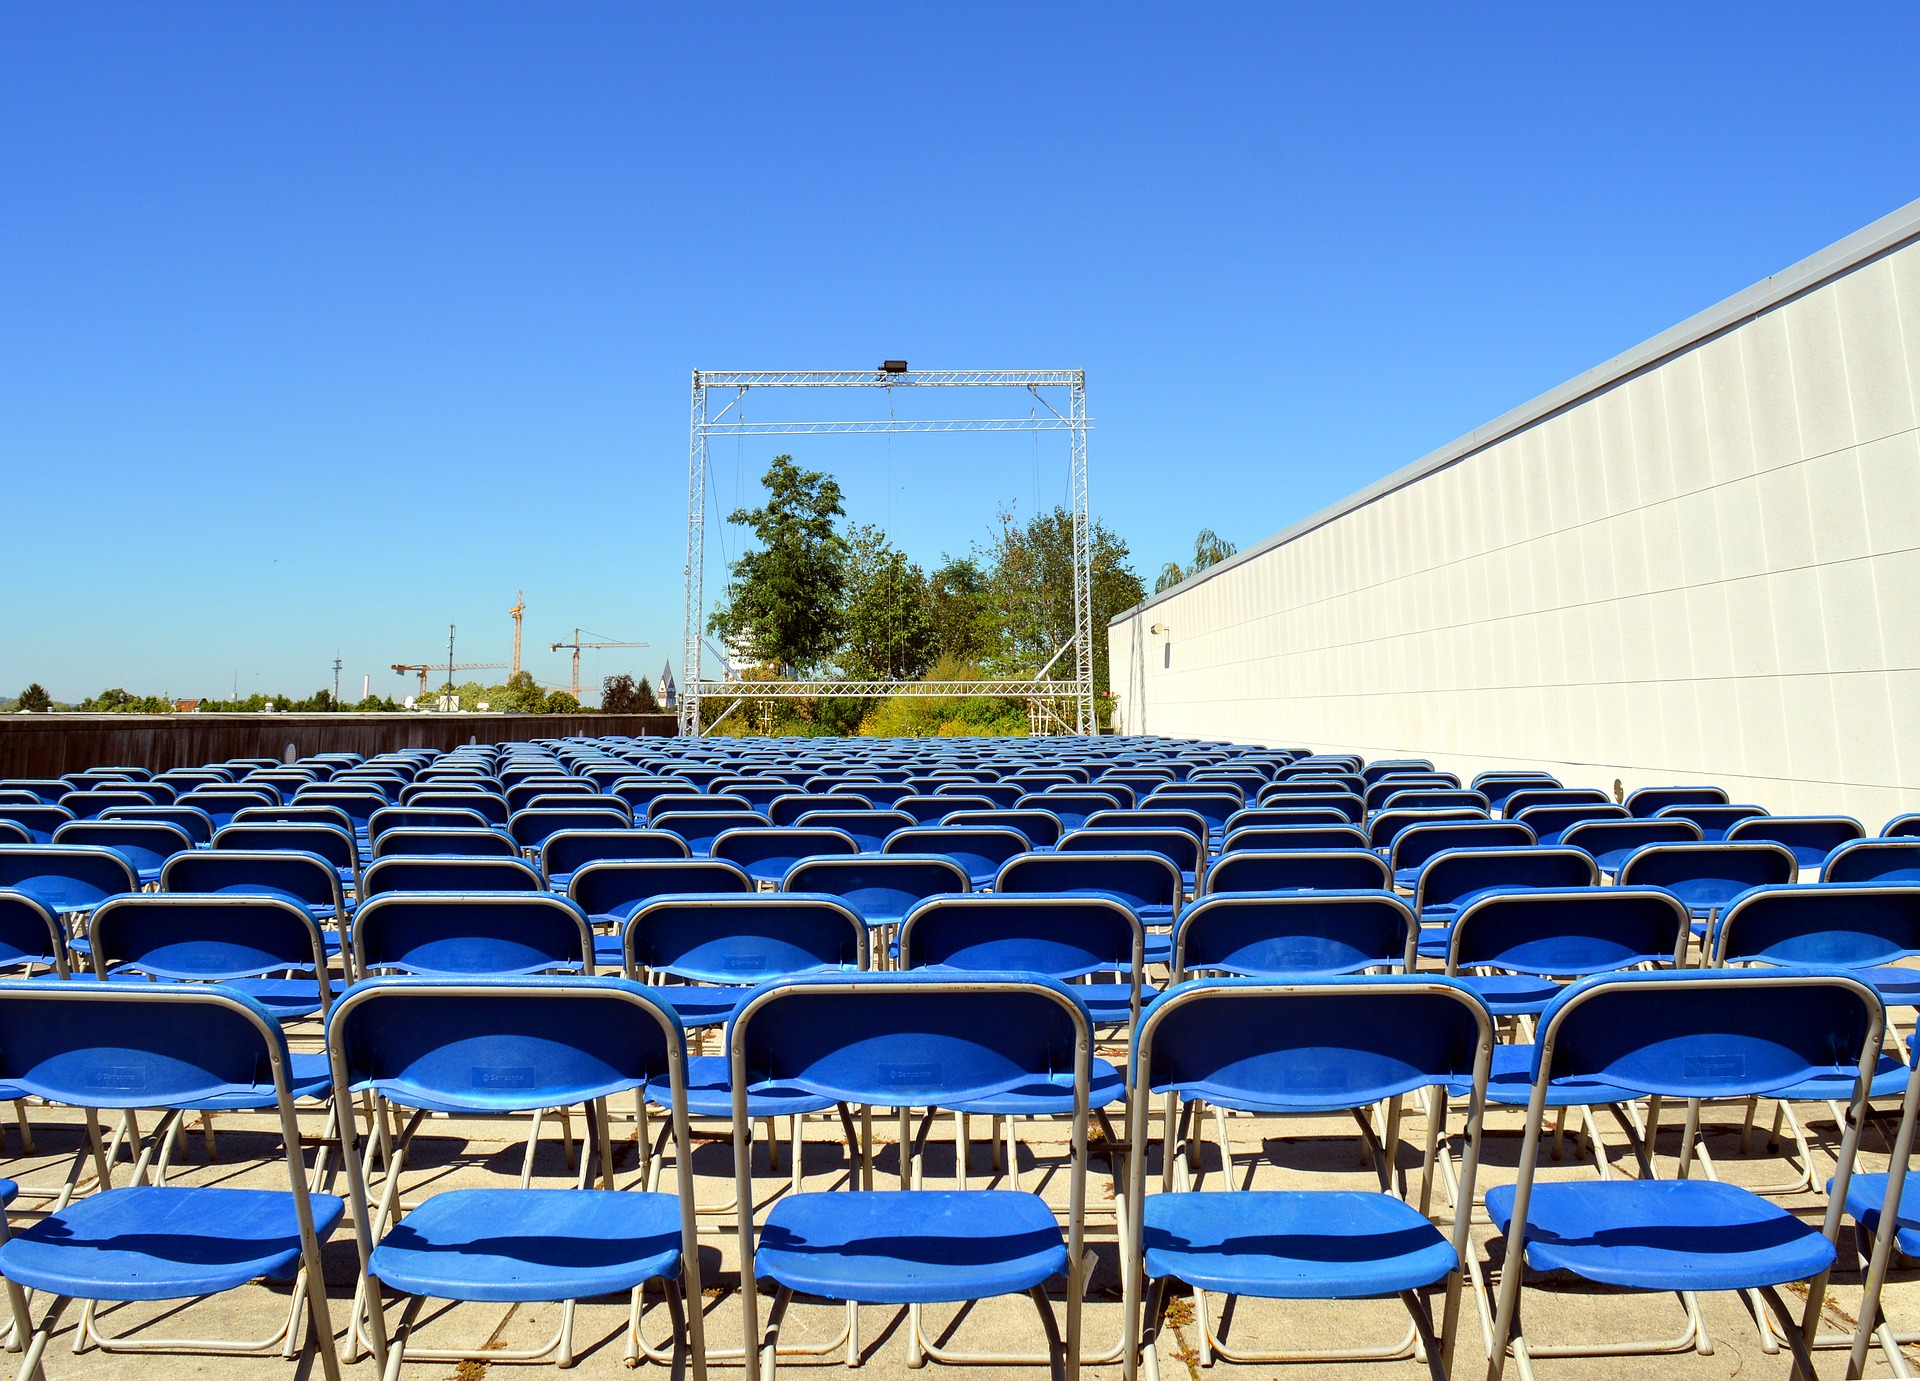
top-left (1864, 964), bottom-right (1920, 1008)
top-left (0, 1186), bottom-right (345, 1301)
top-left (943, 1056), bottom-right (1126, 1116)
top-left (648, 986), bottom-right (743, 1028)
top-left (1839, 1172), bottom-right (1920, 1257)
top-left (222, 977), bottom-right (344, 1022)
top-left (371, 1189), bottom-right (681, 1303)
top-left (757, 1190), bottom-right (1066, 1304)
top-left (649, 1054), bottom-right (835, 1119)
top-left (1485, 1179), bottom-right (1834, 1291)
top-left (1448, 1043), bottom-right (1635, 1108)
top-left (1079, 982), bottom-right (1154, 1027)
top-left (1772, 1051), bottom-right (1909, 1103)
top-left (1143, 1190), bottom-right (1456, 1299)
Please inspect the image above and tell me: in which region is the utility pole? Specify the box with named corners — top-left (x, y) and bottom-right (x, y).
top-left (332, 654), bottom-right (342, 706)
top-left (446, 625), bottom-right (456, 710)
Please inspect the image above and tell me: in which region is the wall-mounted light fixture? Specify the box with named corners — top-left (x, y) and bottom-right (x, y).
top-left (1149, 623), bottom-right (1169, 635)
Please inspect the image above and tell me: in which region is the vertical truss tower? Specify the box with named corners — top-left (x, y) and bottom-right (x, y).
top-left (681, 367), bottom-right (1093, 736)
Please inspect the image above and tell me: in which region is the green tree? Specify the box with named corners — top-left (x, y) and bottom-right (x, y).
top-left (927, 556), bottom-right (994, 666)
top-left (541, 690), bottom-right (581, 714)
top-left (839, 523), bottom-right (935, 680)
top-left (79, 688), bottom-right (175, 713)
top-left (709, 455), bottom-right (848, 673)
top-left (602, 673), bottom-right (659, 714)
top-left (1155, 527), bottom-right (1237, 593)
top-left (492, 670), bottom-right (545, 714)
top-left (982, 504), bottom-right (1144, 709)
top-left (16, 683), bottom-right (51, 713)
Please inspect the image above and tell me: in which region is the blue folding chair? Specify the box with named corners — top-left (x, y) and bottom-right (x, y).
top-left (1388, 820), bottom-right (1535, 888)
top-left (354, 892), bottom-right (595, 977)
top-left (1057, 828), bottom-right (1204, 892)
top-left (1559, 817), bottom-right (1703, 879)
top-left (540, 828), bottom-right (688, 888)
top-left (624, 893), bottom-right (867, 1028)
top-left (1483, 969), bottom-right (1883, 1381)
top-left (1016, 792), bottom-right (1124, 833)
top-left (90, 892), bottom-right (335, 1021)
top-left (1256, 788), bottom-right (1367, 821)
top-left (372, 826), bottom-right (520, 860)
top-left (368, 805), bottom-right (491, 843)
top-left (1715, 883), bottom-right (1920, 1010)
top-left (730, 974), bottom-right (1092, 1381)
top-left (1222, 824), bottom-right (1369, 854)
top-left (0, 843), bottom-right (138, 928)
top-left (1616, 840), bottom-right (1799, 940)
top-left (781, 855), bottom-right (970, 931)
top-left (1144, 792), bottom-right (1241, 846)
top-left (360, 855), bottom-right (542, 897)
top-left (943, 808), bottom-right (1063, 848)
top-left (901, 893), bottom-right (1145, 1029)
top-left (1725, 814), bottom-right (1868, 872)
top-left (1445, 887), bottom-right (1690, 1019)
top-left (0, 981), bottom-right (342, 1377)
top-left (569, 858), bottom-right (753, 968)
top-left (0, 805), bottom-right (76, 844)
top-left (1202, 849), bottom-right (1390, 895)
top-left (1123, 978), bottom-right (1493, 1379)
top-left (1171, 891), bottom-right (1416, 982)
top-left (0, 891), bottom-right (67, 979)
top-left (327, 978), bottom-right (706, 1373)
top-left (767, 794), bottom-right (847, 827)
top-left (1512, 802), bottom-right (1629, 847)
top-left (712, 827), bottom-right (860, 885)
top-left (1887, 813), bottom-right (1920, 840)
top-left (884, 826), bottom-right (1032, 889)
top-left (1501, 787), bottom-right (1611, 820)
top-left (231, 802), bottom-right (356, 835)
top-left (57, 789), bottom-right (166, 820)
top-left (1474, 774), bottom-right (1562, 812)
top-left (1223, 806), bottom-right (1354, 831)
top-left (177, 788), bottom-right (277, 830)
top-left (655, 810), bottom-right (768, 858)
top-left (214, 820), bottom-right (361, 891)
top-left (1377, 787), bottom-right (1492, 816)
top-left (899, 794), bottom-right (996, 824)
top-left (50, 819), bottom-right (193, 886)
top-left (507, 807), bottom-right (630, 852)
top-left (1824, 838), bottom-right (1920, 884)
top-left (793, 809), bottom-right (915, 852)
top-left (1625, 785), bottom-right (1731, 818)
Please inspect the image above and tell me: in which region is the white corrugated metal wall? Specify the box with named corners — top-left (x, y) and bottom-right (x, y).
top-left (1110, 200), bottom-right (1920, 824)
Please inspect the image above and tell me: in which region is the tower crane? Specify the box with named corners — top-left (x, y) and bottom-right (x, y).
top-left (391, 662), bottom-right (507, 699)
top-left (509, 591), bottom-right (526, 676)
top-left (548, 629), bottom-right (648, 700)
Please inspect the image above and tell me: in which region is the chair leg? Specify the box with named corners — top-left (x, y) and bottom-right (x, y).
top-left (6, 1282), bottom-right (59, 1381)
top-left (1030, 1284), bottom-right (1065, 1381)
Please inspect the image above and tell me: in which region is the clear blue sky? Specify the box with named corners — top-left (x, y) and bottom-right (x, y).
top-left (4, 5), bottom-right (1917, 703)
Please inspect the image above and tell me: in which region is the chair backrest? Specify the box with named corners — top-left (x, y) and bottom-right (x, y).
top-left (1727, 815), bottom-right (1868, 868)
top-left (0, 780), bottom-right (72, 804)
top-left (506, 807), bottom-right (630, 849)
top-left (1823, 838), bottom-right (1920, 885)
top-left (1448, 887), bottom-right (1689, 976)
top-left (540, 828), bottom-right (689, 879)
top-left (624, 893), bottom-right (867, 983)
top-left (1414, 846), bottom-right (1599, 914)
top-left (91, 893), bottom-right (328, 999)
top-left (881, 826), bottom-right (1032, 879)
top-left (1501, 787), bottom-right (1610, 818)
top-left (935, 808), bottom-right (1059, 847)
top-left (1055, 828), bottom-right (1203, 877)
top-left (1472, 773), bottom-right (1561, 810)
top-left (327, 977), bottom-right (688, 1118)
top-left (1362, 773), bottom-right (1457, 810)
top-left (230, 804), bottom-right (356, 836)
top-left (899, 894), bottom-right (1140, 985)
top-left (1625, 784), bottom-right (1731, 818)
top-left (833, 781), bottom-right (912, 807)
top-left (1886, 813), bottom-right (1920, 840)
top-left (1014, 791), bottom-right (1124, 832)
top-left (897, 794), bottom-right (995, 823)
top-left (568, 858), bottom-right (753, 920)
top-left (0, 842), bottom-right (139, 912)
top-left (994, 850), bottom-right (1182, 917)
top-left (792, 809), bottom-right (916, 852)
top-left (505, 781), bottom-right (594, 813)
top-left (353, 892), bottom-right (595, 976)
top-left (52, 820), bottom-right (194, 875)
top-left (1614, 840), bottom-right (1800, 913)
top-left (1651, 803), bottom-right (1768, 841)
top-left (1256, 785), bottom-right (1367, 820)
top-left (1511, 802), bottom-right (1630, 843)
top-left (645, 793), bottom-right (753, 825)
top-left (1142, 791), bottom-right (1242, 834)
top-left (58, 788), bottom-right (166, 819)
top-left (368, 806), bottom-right (490, 840)
top-left (214, 821), bottom-right (358, 870)
top-left (711, 827), bottom-right (861, 880)
top-left (0, 892), bottom-right (68, 975)
top-left (1172, 891), bottom-right (1417, 980)
top-left (371, 827), bottom-right (519, 860)
top-left (523, 792), bottom-right (630, 818)
top-left (1223, 824), bottom-right (1370, 853)
top-left (1132, 978), bottom-right (1492, 1120)
top-left (1082, 808), bottom-right (1209, 848)
top-left (767, 793), bottom-right (852, 826)
top-left (653, 810), bottom-right (767, 855)
top-left (1558, 817), bottom-right (1703, 872)
top-left (163, 847), bottom-right (345, 913)
top-left (942, 782), bottom-right (1023, 808)
top-left (294, 789), bottom-right (389, 826)
top-left (779, 855), bottom-right (970, 925)
top-left (1225, 806), bottom-right (1353, 830)
top-left (1203, 849), bottom-right (1391, 895)
top-left (1389, 820), bottom-right (1535, 874)
top-left (0, 804), bottom-right (77, 843)
top-left (1714, 884), bottom-right (1920, 970)
top-left (360, 855), bottom-right (543, 896)
top-left (177, 788), bottom-right (279, 828)
top-left (1367, 807), bottom-right (1489, 850)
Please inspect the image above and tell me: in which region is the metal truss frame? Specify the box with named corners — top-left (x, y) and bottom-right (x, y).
top-left (682, 368), bottom-right (1093, 736)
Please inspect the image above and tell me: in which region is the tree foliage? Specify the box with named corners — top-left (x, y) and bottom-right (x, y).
top-left (709, 455), bottom-right (848, 673)
top-left (839, 524), bottom-right (935, 680)
top-left (16, 684), bottom-right (51, 713)
top-left (1154, 527), bottom-right (1238, 593)
top-left (79, 687), bottom-right (175, 713)
top-left (983, 504), bottom-right (1145, 708)
top-left (602, 673), bottom-right (659, 714)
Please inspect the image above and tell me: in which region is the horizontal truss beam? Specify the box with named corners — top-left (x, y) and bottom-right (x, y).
top-left (693, 370), bottom-right (1081, 389)
top-left (698, 418), bottom-right (1083, 436)
top-left (688, 679), bottom-right (1088, 699)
